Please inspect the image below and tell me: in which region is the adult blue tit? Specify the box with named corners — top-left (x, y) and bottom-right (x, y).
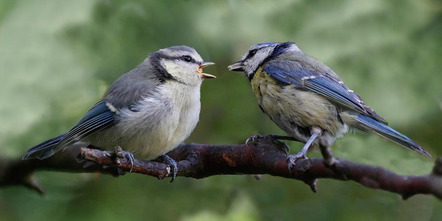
top-left (228, 41), bottom-right (430, 168)
top-left (23, 45), bottom-right (215, 178)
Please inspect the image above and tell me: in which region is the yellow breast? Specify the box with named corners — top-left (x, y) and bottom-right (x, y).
top-left (251, 67), bottom-right (342, 135)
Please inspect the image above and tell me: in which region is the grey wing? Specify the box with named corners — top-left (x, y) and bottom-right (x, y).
top-left (263, 59), bottom-right (387, 124)
top-left (22, 100), bottom-right (118, 160)
top-left (55, 100), bottom-right (118, 150)
top-left (58, 64), bottom-right (161, 146)
top-left (24, 63), bottom-right (159, 159)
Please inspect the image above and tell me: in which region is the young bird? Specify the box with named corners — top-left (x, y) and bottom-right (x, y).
top-left (23, 46), bottom-right (215, 178)
top-left (228, 42), bottom-right (430, 169)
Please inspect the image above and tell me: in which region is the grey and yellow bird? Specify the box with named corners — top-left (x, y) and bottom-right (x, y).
top-left (23, 46), bottom-right (215, 179)
top-left (228, 41), bottom-right (430, 168)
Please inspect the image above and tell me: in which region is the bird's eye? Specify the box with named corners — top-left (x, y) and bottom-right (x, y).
top-left (248, 49), bottom-right (257, 58)
top-left (182, 55), bottom-right (193, 62)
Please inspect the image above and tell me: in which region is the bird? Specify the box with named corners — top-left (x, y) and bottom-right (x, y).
top-left (228, 41), bottom-right (430, 169)
top-left (23, 45), bottom-right (215, 179)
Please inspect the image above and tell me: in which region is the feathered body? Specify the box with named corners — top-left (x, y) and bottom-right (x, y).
top-left (88, 77), bottom-right (202, 159)
top-left (251, 67), bottom-right (348, 148)
top-left (23, 46), bottom-right (215, 161)
top-left (229, 42), bottom-right (429, 158)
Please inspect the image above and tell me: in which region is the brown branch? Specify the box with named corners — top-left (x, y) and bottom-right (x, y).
top-left (1, 137), bottom-right (441, 200)
top-left (0, 144), bottom-right (121, 194)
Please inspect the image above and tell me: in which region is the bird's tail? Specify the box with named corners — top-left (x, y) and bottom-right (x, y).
top-left (342, 112), bottom-right (430, 157)
top-left (22, 133), bottom-right (67, 160)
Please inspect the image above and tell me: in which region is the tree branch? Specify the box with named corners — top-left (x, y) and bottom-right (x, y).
top-left (1, 137), bottom-right (441, 200)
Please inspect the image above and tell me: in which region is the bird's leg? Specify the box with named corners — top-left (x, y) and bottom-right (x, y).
top-left (113, 146), bottom-right (135, 172)
top-left (319, 144), bottom-right (338, 167)
top-left (287, 128), bottom-right (321, 172)
top-left (157, 154), bottom-right (178, 183)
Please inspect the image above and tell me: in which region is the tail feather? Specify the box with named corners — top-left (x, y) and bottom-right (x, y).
top-left (22, 133), bottom-right (67, 160)
top-left (343, 113), bottom-right (430, 157)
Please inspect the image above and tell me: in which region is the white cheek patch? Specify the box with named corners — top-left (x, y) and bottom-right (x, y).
top-left (244, 49), bottom-right (273, 74)
top-left (161, 59), bottom-right (182, 76)
top-left (160, 58), bottom-right (202, 86)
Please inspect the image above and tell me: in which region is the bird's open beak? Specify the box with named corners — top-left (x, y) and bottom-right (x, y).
top-left (197, 61), bottom-right (216, 79)
top-left (227, 61), bottom-right (245, 72)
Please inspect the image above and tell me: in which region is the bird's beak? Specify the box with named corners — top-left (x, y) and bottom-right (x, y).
top-left (197, 61), bottom-right (216, 79)
top-left (227, 61), bottom-right (245, 72)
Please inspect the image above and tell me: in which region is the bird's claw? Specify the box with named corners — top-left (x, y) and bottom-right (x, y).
top-left (287, 153), bottom-right (308, 173)
top-left (114, 146), bottom-right (135, 172)
top-left (245, 134), bottom-right (265, 145)
top-left (159, 155), bottom-right (178, 182)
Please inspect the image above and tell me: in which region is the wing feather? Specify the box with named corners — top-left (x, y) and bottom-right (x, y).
top-left (263, 59), bottom-right (387, 123)
top-left (56, 100), bottom-right (116, 149)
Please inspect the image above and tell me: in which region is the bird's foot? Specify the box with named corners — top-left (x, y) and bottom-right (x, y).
top-left (286, 152), bottom-right (309, 173)
top-left (323, 155), bottom-right (338, 168)
top-left (158, 155), bottom-right (178, 183)
top-left (286, 130), bottom-right (321, 173)
top-left (245, 134), bottom-right (265, 145)
top-left (318, 145), bottom-right (338, 168)
top-left (318, 144), bottom-right (347, 179)
top-left (113, 146), bottom-right (135, 172)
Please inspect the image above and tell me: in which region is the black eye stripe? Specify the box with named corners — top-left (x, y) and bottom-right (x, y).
top-left (157, 52), bottom-right (199, 64)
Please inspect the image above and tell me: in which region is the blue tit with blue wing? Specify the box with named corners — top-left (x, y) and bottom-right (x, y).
top-left (228, 41), bottom-right (430, 169)
top-left (23, 46), bottom-right (215, 179)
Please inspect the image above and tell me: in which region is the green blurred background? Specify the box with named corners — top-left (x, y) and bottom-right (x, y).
top-left (1, 0), bottom-right (441, 220)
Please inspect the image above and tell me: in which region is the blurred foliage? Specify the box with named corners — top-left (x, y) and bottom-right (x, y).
top-left (0, 0), bottom-right (441, 220)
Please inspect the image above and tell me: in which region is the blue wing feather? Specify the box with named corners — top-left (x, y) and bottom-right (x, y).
top-left (57, 100), bottom-right (116, 148)
top-left (22, 133), bottom-right (67, 160)
top-left (356, 114), bottom-right (430, 156)
top-left (264, 60), bottom-right (369, 115)
top-left (23, 100), bottom-right (116, 160)
top-left (76, 100), bottom-right (114, 126)
top-left (304, 76), bottom-right (366, 112)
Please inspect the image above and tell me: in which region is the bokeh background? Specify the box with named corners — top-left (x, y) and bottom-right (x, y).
top-left (1, 0), bottom-right (441, 220)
